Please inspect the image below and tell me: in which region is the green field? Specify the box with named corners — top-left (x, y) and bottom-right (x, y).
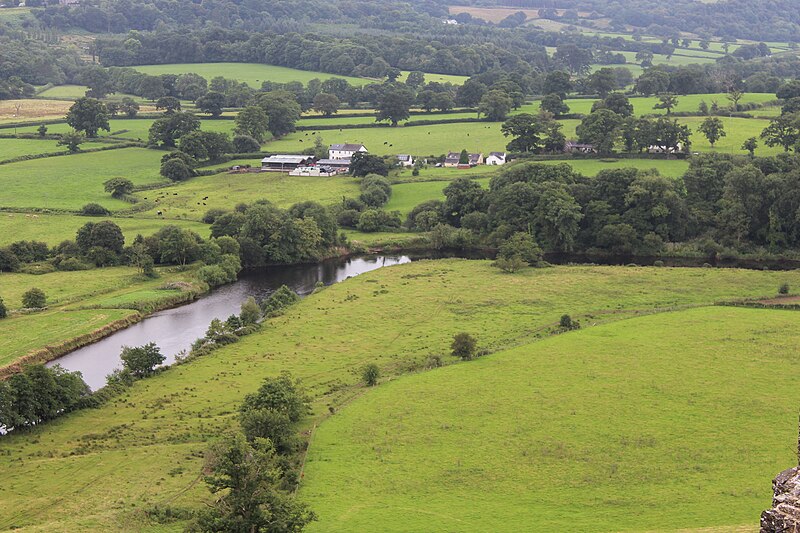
top-left (0, 213), bottom-right (209, 246)
top-left (0, 138), bottom-right (66, 160)
top-left (399, 71), bottom-right (469, 86)
top-left (1, 260), bottom-right (798, 530)
top-left (134, 63), bottom-right (373, 88)
top-left (133, 171), bottom-right (361, 220)
top-left (15, 118), bottom-right (235, 141)
top-left (0, 266), bottom-right (200, 367)
top-left (301, 305), bottom-right (800, 532)
top-left (0, 148), bottom-right (165, 211)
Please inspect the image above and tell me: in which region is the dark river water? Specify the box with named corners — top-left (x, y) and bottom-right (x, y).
top-left (47, 255), bottom-right (411, 390)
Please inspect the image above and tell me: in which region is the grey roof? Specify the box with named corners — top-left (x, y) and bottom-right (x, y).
top-left (468, 153), bottom-right (482, 163)
top-left (330, 143), bottom-right (367, 151)
top-left (316, 158), bottom-right (351, 165)
top-left (262, 155), bottom-right (312, 164)
top-left (488, 152), bottom-right (506, 158)
top-left (444, 152), bottom-right (460, 161)
top-left (396, 154), bottom-right (412, 161)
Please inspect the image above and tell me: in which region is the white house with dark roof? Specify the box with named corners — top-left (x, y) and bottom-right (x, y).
top-left (486, 152), bottom-right (506, 165)
top-left (396, 154), bottom-right (414, 167)
top-left (329, 143), bottom-right (368, 160)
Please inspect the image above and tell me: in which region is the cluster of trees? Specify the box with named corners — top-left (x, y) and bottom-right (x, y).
top-left (208, 200), bottom-right (341, 268)
top-left (0, 364), bottom-right (90, 431)
top-left (195, 371), bottom-right (315, 531)
top-left (332, 174), bottom-right (403, 233)
top-left (405, 152), bottom-right (800, 257)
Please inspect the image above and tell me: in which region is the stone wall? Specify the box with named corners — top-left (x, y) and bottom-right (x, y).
top-left (761, 466), bottom-right (800, 533)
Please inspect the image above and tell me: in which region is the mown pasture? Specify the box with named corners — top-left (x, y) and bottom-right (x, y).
top-left (14, 117), bottom-right (236, 140)
top-left (0, 260), bottom-right (798, 531)
top-left (0, 266), bottom-right (201, 367)
top-left (0, 148), bottom-right (165, 211)
top-left (134, 62), bottom-right (374, 88)
top-left (0, 213), bottom-right (209, 247)
top-left (0, 138), bottom-right (66, 159)
top-left (133, 171), bottom-right (361, 220)
top-left (301, 305), bottom-right (800, 532)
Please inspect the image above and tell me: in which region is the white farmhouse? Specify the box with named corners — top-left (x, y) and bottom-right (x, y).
top-left (486, 152), bottom-right (506, 165)
top-left (396, 154), bottom-right (414, 167)
top-left (329, 143), bottom-right (368, 160)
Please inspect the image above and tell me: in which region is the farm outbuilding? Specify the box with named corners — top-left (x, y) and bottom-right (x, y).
top-left (261, 155), bottom-right (315, 172)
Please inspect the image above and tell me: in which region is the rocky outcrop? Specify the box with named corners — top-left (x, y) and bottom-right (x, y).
top-left (761, 466), bottom-right (800, 533)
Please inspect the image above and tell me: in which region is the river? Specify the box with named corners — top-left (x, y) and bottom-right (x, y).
top-left (47, 255), bottom-right (411, 390)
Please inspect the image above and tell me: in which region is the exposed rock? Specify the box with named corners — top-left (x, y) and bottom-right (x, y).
top-left (761, 466), bottom-right (800, 533)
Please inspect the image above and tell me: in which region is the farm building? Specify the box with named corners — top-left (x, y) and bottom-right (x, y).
top-left (486, 152), bottom-right (506, 165)
top-left (564, 141), bottom-right (597, 154)
top-left (648, 143), bottom-right (685, 154)
top-left (329, 143), bottom-right (368, 160)
top-left (289, 166), bottom-right (339, 177)
top-left (396, 154), bottom-right (415, 167)
top-left (261, 155), bottom-right (315, 172)
top-left (444, 152), bottom-right (483, 168)
top-left (315, 158), bottom-right (352, 171)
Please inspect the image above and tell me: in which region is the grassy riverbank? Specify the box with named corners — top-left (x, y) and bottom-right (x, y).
top-left (0, 260), bottom-right (798, 530)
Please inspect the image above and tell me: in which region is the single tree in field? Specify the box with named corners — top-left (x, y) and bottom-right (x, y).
top-left (653, 94), bottom-right (678, 115)
top-left (196, 91), bottom-right (226, 117)
top-left (761, 113), bottom-right (800, 152)
top-left (103, 177), bottom-right (134, 198)
top-left (312, 93), bottom-right (340, 117)
top-left (66, 97), bottom-right (110, 138)
top-left (727, 88), bottom-right (744, 111)
top-left (478, 89), bottom-right (513, 121)
top-left (254, 91), bottom-right (302, 137)
top-left (576, 108), bottom-right (623, 154)
top-left (37, 124), bottom-right (47, 137)
top-left (22, 288), bottom-right (46, 309)
top-left (742, 136), bottom-right (758, 157)
top-left (698, 117), bottom-right (726, 147)
top-left (58, 131), bottom-right (84, 153)
top-left (234, 106), bottom-right (269, 143)
top-left (362, 364), bottom-right (380, 386)
top-left (539, 93), bottom-right (569, 117)
top-left (119, 97), bottom-right (139, 118)
top-left (120, 343), bottom-right (165, 378)
top-left (155, 96), bottom-right (181, 114)
top-left (451, 332), bottom-right (477, 360)
top-left (375, 84), bottom-right (414, 126)
top-left (501, 113), bottom-right (550, 153)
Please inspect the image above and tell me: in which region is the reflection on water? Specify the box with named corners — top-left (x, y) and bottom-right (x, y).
top-left (48, 255), bottom-right (411, 390)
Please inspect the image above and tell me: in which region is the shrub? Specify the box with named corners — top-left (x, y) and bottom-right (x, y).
top-left (779, 283), bottom-right (790, 295)
top-left (497, 232), bottom-right (542, 265)
top-left (356, 209), bottom-right (401, 232)
top-left (201, 208), bottom-right (227, 224)
top-left (0, 296), bottom-right (6, 318)
top-left (240, 296), bottom-right (261, 325)
top-left (197, 264), bottom-right (233, 288)
top-left (22, 287), bottom-right (46, 309)
top-left (336, 209), bottom-right (361, 228)
top-left (260, 285), bottom-right (299, 317)
top-left (653, 260), bottom-right (665, 267)
top-left (103, 177), bottom-right (134, 198)
top-left (56, 257), bottom-right (92, 271)
top-left (80, 203), bottom-right (111, 216)
top-left (120, 343), bottom-right (165, 378)
top-left (0, 247), bottom-right (20, 272)
top-left (559, 314), bottom-right (580, 331)
top-left (232, 134), bottom-right (261, 153)
top-left (160, 158), bottom-right (193, 181)
top-left (451, 332), bottom-right (477, 360)
top-left (425, 354), bottom-right (443, 368)
top-left (493, 256), bottom-right (527, 273)
top-left (362, 364), bottom-right (380, 386)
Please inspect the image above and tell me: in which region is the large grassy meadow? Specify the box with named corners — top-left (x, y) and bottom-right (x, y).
top-left (301, 305), bottom-right (800, 532)
top-left (134, 63), bottom-right (374, 87)
top-left (0, 260), bottom-right (798, 530)
top-left (0, 148), bottom-right (165, 211)
top-left (0, 213), bottom-right (209, 246)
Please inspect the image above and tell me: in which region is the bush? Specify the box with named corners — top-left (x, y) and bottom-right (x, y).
top-left (559, 314), bottom-right (580, 331)
top-left (493, 256), bottom-right (527, 273)
top-left (0, 247), bottom-right (20, 272)
top-left (80, 203), bottom-right (111, 216)
top-left (356, 209), bottom-right (401, 232)
top-left (497, 232), bottom-right (542, 265)
top-left (779, 283), bottom-right (790, 295)
top-left (362, 364), bottom-right (380, 386)
top-left (160, 158), bottom-right (193, 181)
top-left (0, 296), bottom-right (6, 318)
top-left (201, 208), bottom-right (227, 224)
top-left (22, 287), bottom-right (46, 309)
top-left (451, 332), bottom-right (477, 360)
top-left (260, 285), bottom-right (300, 317)
top-left (232, 134), bottom-right (261, 153)
top-left (425, 354), bottom-right (443, 368)
top-left (197, 264), bottom-right (235, 288)
top-left (120, 343), bottom-right (165, 378)
top-left (240, 296), bottom-right (261, 325)
top-left (336, 209), bottom-right (361, 228)
top-left (56, 257), bottom-right (92, 271)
